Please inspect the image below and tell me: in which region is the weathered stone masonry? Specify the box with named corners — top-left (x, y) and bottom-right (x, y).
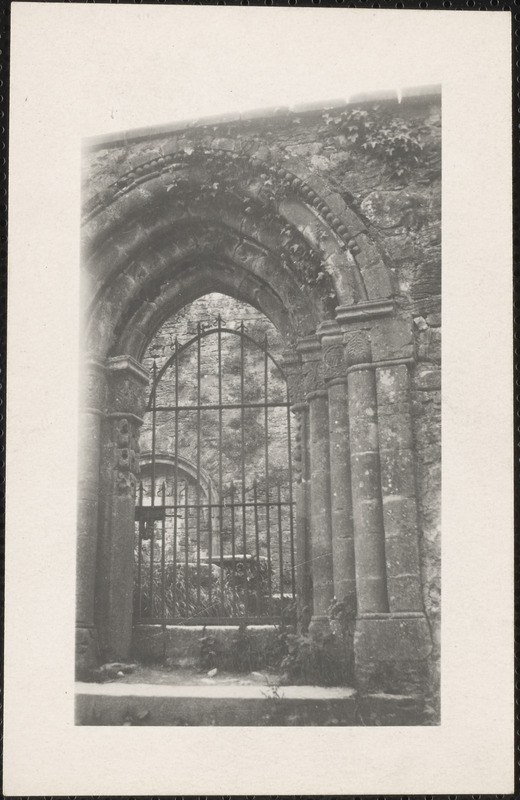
top-left (78, 87), bottom-right (441, 720)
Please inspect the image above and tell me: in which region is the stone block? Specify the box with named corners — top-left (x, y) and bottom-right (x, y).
top-left (413, 365), bottom-right (441, 391)
top-left (379, 448), bottom-right (416, 497)
top-left (357, 692), bottom-right (427, 726)
top-left (132, 625), bottom-right (165, 663)
top-left (355, 656), bottom-right (430, 697)
top-left (75, 683), bottom-right (359, 726)
top-left (386, 575), bottom-right (423, 613)
top-left (76, 627), bottom-right (100, 678)
top-left (371, 318), bottom-right (414, 362)
top-left (382, 495), bottom-right (419, 539)
top-left (359, 260), bottom-right (394, 300)
top-left (132, 624), bottom-right (285, 671)
top-left (376, 363), bottom-right (409, 403)
top-left (426, 312), bottom-right (441, 327)
top-left (376, 409), bottom-right (413, 450)
top-left (384, 536), bottom-right (420, 578)
top-left (354, 614), bottom-right (432, 662)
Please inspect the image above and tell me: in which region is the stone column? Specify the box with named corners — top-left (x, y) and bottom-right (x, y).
top-left (318, 322), bottom-right (356, 616)
top-left (336, 304), bottom-right (432, 702)
top-left (96, 356), bottom-right (150, 662)
top-left (298, 337), bottom-right (334, 633)
top-left (344, 329), bottom-right (389, 615)
top-left (283, 351), bottom-right (312, 630)
top-left (371, 317), bottom-right (423, 612)
top-left (76, 360), bottom-right (107, 675)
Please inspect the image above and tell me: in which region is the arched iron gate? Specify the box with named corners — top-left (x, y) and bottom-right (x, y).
top-left (134, 316), bottom-right (296, 625)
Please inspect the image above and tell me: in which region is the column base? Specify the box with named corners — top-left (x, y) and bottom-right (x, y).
top-left (308, 615), bottom-right (331, 638)
top-left (75, 625), bottom-right (100, 680)
top-left (354, 612), bottom-right (432, 698)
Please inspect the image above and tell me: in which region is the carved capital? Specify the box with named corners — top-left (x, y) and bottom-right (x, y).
top-left (302, 358), bottom-right (325, 395)
top-left (343, 330), bottom-right (372, 367)
top-left (322, 342), bottom-right (347, 381)
top-left (106, 356), bottom-right (150, 418)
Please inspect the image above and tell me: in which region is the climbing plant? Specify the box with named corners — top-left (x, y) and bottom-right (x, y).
top-left (323, 105), bottom-right (425, 179)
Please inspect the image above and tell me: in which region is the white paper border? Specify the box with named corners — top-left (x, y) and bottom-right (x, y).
top-left (5, 5), bottom-right (513, 795)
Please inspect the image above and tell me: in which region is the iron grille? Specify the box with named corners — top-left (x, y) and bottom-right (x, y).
top-left (134, 316), bottom-right (296, 625)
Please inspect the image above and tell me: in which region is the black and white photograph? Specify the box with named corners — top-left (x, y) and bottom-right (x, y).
top-left (77, 85), bottom-right (442, 728)
top-left (4, 4), bottom-right (513, 795)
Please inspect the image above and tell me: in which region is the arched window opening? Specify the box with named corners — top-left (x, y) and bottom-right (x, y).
top-left (134, 293), bottom-right (296, 625)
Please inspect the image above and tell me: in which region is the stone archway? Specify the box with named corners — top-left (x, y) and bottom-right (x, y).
top-left (78, 116), bottom-right (433, 707)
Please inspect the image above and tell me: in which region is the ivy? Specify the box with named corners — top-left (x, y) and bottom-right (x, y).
top-left (322, 105), bottom-right (425, 179)
top-left (160, 148), bottom-right (339, 316)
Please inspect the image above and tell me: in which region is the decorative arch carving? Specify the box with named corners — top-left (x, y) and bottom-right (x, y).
top-left (83, 139), bottom-right (395, 362)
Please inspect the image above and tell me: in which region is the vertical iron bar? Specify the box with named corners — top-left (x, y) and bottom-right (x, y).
top-left (239, 323), bottom-right (248, 617)
top-left (286, 391), bottom-right (296, 599)
top-left (218, 316), bottom-right (225, 613)
top-left (173, 338), bottom-right (179, 617)
top-left (151, 360), bottom-right (157, 508)
top-left (263, 335), bottom-right (273, 614)
top-left (172, 503), bottom-right (177, 620)
top-left (137, 480), bottom-right (144, 622)
top-left (161, 482), bottom-right (166, 621)
top-left (196, 322), bottom-right (202, 607)
top-left (253, 479), bottom-right (262, 614)
top-left (149, 360), bottom-right (157, 619)
top-left (208, 484), bottom-right (213, 610)
top-left (277, 482), bottom-right (284, 620)
top-left (149, 519), bottom-right (155, 619)
top-left (184, 480), bottom-right (189, 614)
top-left (230, 481), bottom-right (236, 615)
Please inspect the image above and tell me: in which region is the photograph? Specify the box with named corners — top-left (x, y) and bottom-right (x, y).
top-left (4, 5), bottom-right (513, 795)
top-left (77, 85), bottom-right (442, 728)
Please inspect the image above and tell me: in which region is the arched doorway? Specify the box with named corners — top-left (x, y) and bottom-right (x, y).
top-left (77, 113), bottom-right (434, 708)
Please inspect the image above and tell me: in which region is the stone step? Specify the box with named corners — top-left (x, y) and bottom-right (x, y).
top-left (132, 624), bottom-right (291, 670)
top-left (75, 681), bottom-right (358, 726)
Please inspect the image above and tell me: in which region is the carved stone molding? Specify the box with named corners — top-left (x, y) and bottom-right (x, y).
top-left (296, 336), bottom-right (327, 398)
top-left (344, 329), bottom-right (372, 367)
top-left (302, 358), bottom-right (324, 396)
top-left (105, 356), bottom-right (150, 496)
top-left (336, 299), bottom-right (395, 325)
top-left (106, 355), bottom-right (150, 419)
top-left (322, 342), bottom-right (347, 382)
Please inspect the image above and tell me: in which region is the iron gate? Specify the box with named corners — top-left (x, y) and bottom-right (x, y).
top-left (134, 315), bottom-right (296, 625)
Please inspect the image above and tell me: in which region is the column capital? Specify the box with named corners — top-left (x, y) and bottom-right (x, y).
top-left (343, 329), bottom-right (372, 367)
top-left (106, 355), bottom-right (150, 384)
top-left (317, 321), bottom-right (349, 384)
top-left (106, 355), bottom-right (151, 419)
top-left (296, 335), bottom-right (327, 398)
